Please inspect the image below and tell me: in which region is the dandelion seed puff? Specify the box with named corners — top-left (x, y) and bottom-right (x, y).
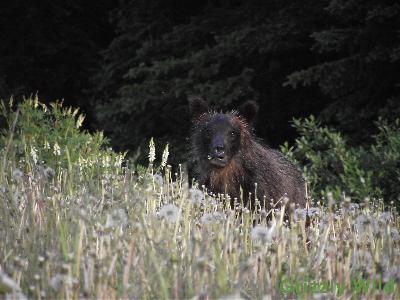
top-left (391, 228), bottom-right (400, 242)
top-left (200, 213), bottom-right (214, 225)
top-left (355, 214), bottom-right (368, 234)
top-left (348, 203), bottom-right (360, 211)
top-left (49, 274), bottom-right (64, 292)
top-left (200, 212), bottom-right (225, 225)
top-left (189, 188), bottom-right (204, 204)
top-left (307, 207), bottom-right (320, 217)
top-left (355, 214), bottom-right (379, 235)
top-left (44, 167), bottom-right (55, 179)
top-left (153, 174), bottom-right (164, 186)
top-left (294, 208), bottom-right (307, 222)
top-left (212, 211), bottom-right (225, 221)
top-left (220, 292), bottom-right (245, 300)
top-left (159, 204), bottom-right (180, 224)
top-left (251, 224), bottom-right (275, 243)
top-left (379, 212), bottom-right (391, 224)
top-left (105, 214), bottom-right (116, 229)
top-left (0, 270), bottom-right (21, 292)
top-left (282, 196), bottom-right (289, 205)
top-left (327, 191), bottom-right (335, 206)
top-left (383, 266), bottom-right (400, 283)
top-left (112, 208), bottom-right (128, 226)
top-left (269, 222), bottom-right (277, 238)
top-left (170, 181), bottom-right (179, 192)
top-left (12, 168), bottom-right (23, 181)
top-left (252, 225), bottom-right (267, 243)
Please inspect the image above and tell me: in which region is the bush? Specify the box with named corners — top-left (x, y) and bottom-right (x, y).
top-left (281, 116), bottom-right (400, 207)
top-left (0, 96), bottom-right (125, 177)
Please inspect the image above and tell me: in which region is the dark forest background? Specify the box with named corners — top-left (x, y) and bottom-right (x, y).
top-left (1, 0), bottom-right (399, 165)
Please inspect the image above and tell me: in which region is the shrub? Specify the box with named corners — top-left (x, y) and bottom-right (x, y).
top-left (281, 116), bottom-right (400, 208)
top-left (0, 96), bottom-right (125, 177)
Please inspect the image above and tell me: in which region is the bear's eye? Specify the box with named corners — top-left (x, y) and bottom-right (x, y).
top-left (230, 131), bottom-right (236, 137)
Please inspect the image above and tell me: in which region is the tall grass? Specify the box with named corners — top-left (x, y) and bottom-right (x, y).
top-left (0, 98), bottom-right (399, 299)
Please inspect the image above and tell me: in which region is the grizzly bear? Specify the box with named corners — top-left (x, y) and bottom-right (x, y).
top-left (189, 97), bottom-right (306, 211)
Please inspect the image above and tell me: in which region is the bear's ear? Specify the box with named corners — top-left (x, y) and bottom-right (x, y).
top-left (238, 100), bottom-right (259, 123)
top-left (188, 96), bottom-right (210, 119)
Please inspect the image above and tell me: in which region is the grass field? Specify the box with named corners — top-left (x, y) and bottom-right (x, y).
top-left (0, 99), bottom-right (399, 299)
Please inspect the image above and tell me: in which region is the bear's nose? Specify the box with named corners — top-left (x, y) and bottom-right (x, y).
top-left (213, 146), bottom-right (225, 159)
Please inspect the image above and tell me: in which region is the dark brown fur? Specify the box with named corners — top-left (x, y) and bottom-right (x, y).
top-left (189, 98), bottom-right (306, 210)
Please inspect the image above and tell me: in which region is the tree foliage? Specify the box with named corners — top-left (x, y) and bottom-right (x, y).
top-left (91, 0), bottom-right (328, 164)
top-left (0, 0), bottom-right (114, 112)
top-left (92, 0), bottom-right (399, 164)
top-left (285, 0), bottom-right (400, 141)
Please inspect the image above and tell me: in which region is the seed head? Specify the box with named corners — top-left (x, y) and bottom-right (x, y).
top-left (159, 204), bottom-right (180, 224)
top-left (189, 188), bottom-right (204, 205)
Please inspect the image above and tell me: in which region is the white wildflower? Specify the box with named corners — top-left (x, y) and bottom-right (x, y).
top-left (102, 155), bottom-right (111, 168)
top-left (76, 114), bottom-right (85, 128)
top-left (149, 138), bottom-right (155, 164)
top-left (72, 108), bottom-right (79, 117)
top-left (53, 142), bottom-right (61, 156)
top-left (44, 140), bottom-right (50, 150)
top-left (114, 154), bottom-right (124, 168)
top-left (189, 188), bottom-right (204, 205)
top-left (33, 96), bottom-right (39, 108)
top-left (12, 168), bottom-right (23, 181)
top-left (30, 146), bottom-right (38, 164)
top-left (159, 204), bottom-right (180, 224)
top-left (160, 143), bottom-right (169, 168)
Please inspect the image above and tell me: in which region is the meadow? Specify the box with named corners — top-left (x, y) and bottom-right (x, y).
top-left (0, 98), bottom-right (399, 299)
